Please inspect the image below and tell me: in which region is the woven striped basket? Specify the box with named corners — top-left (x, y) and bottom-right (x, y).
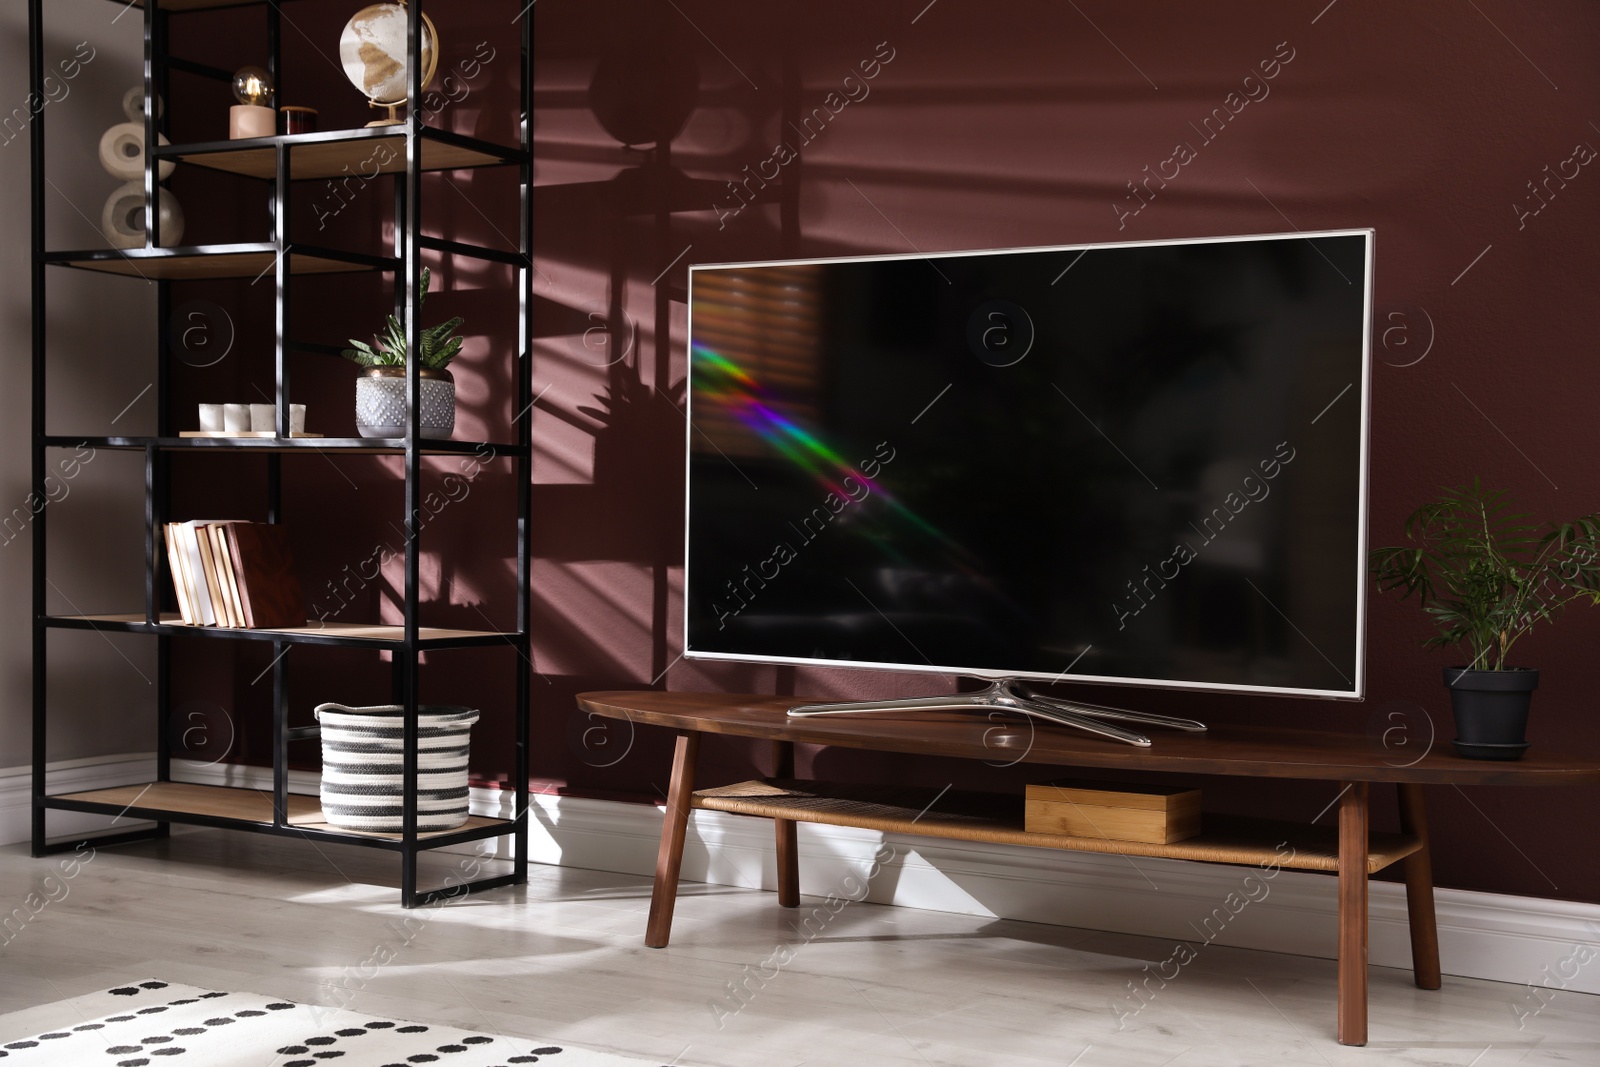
top-left (313, 703), bottom-right (479, 832)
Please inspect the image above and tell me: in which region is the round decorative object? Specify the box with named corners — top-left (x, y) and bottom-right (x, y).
top-left (232, 65), bottom-right (274, 107)
top-left (313, 703), bottom-right (479, 832)
top-left (339, 3), bottom-right (439, 125)
top-left (354, 367), bottom-right (455, 439)
top-left (121, 85), bottom-right (164, 123)
top-left (101, 181), bottom-right (184, 249)
top-left (99, 122), bottom-right (175, 181)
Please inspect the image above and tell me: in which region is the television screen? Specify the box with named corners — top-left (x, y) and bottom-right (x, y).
top-left (685, 230), bottom-right (1372, 699)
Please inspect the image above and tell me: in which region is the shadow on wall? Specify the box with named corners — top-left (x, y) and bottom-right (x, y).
top-left (530, 0), bottom-right (1600, 909)
top-left (533, 1), bottom-right (913, 797)
top-left (531, 0), bottom-right (1301, 796)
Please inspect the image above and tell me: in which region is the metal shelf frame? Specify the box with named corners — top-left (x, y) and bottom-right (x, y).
top-left (28, 0), bottom-right (534, 908)
top-left (43, 613), bottom-right (528, 651)
top-left (42, 435), bottom-right (530, 456)
top-left (157, 124), bottom-right (529, 179)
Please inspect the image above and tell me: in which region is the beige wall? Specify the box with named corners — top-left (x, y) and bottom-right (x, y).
top-left (1, 0), bottom-right (158, 774)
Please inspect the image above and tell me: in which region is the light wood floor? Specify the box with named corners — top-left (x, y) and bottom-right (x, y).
top-left (0, 829), bottom-right (1595, 1066)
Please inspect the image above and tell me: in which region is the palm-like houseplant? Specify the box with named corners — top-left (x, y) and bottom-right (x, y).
top-left (342, 267), bottom-right (466, 439)
top-left (1369, 480), bottom-right (1600, 758)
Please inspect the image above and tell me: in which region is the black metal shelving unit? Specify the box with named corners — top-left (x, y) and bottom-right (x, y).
top-left (29, 0), bottom-right (533, 907)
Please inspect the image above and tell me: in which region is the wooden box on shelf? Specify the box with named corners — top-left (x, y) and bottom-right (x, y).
top-left (1024, 778), bottom-right (1201, 844)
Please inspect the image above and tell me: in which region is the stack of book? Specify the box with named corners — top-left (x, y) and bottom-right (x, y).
top-left (163, 521), bottom-right (306, 629)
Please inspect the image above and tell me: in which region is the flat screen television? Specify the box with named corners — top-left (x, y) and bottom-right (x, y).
top-left (684, 229), bottom-right (1373, 717)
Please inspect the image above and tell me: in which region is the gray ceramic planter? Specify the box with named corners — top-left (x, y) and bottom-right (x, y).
top-left (355, 366), bottom-right (455, 439)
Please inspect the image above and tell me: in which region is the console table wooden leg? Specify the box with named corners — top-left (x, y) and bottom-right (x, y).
top-left (772, 741), bottom-right (800, 908)
top-left (1397, 782), bottom-right (1442, 990)
top-left (1337, 780), bottom-right (1370, 1046)
top-left (646, 731), bottom-right (700, 949)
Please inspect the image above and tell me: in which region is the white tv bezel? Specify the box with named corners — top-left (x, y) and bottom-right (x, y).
top-left (682, 227), bottom-right (1375, 701)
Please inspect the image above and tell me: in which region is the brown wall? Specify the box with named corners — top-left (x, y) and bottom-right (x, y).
top-left (530, 0), bottom-right (1600, 905)
top-left (124, 1), bottom-right (1600, 909)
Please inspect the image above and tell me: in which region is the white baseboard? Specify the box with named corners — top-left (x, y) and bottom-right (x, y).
top-left (0, 754), bottom-right (160, 844)
top-left (8, 756), bottom-right (1598, 995)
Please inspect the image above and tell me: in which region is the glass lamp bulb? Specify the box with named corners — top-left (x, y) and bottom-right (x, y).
top-left (232, 66), bottom-right (274, 107)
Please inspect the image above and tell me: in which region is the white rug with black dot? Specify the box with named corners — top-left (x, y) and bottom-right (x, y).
top-left (0, 981), bottom-right (674, 1067)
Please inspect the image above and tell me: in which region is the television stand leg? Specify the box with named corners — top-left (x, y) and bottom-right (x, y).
top-left (786, 679), bottom-right (1206, 748)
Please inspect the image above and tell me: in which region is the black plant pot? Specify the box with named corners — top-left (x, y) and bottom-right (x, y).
top-left (1443, 667), bottom-right (1538, 760)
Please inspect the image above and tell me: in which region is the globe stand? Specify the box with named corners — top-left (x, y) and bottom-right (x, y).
top-left (366, 101), bottom-right (404, 127)
top-left (786, 678), bottom-right (1208, 748)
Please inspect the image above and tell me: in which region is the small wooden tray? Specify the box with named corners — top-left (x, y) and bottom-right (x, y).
top-left (179, 431), bottom-right (324, 439)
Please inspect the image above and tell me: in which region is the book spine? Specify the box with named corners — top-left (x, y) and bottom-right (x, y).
top-left (182, 522), bottom-right (216, 626)
top-left (214, 524), bottom-right (248, 628)
top-left (164, 524), bottom-right (194, 626)
top-left (206, 525), bottom-right (236, 627)
top-left (176, 525), bottom-right (200, 624)
top-left (178, 522), bottom-right (213, 625)
top-left (225, 523), bottom-right (256, 628)
top-left (194, 523), bottom-right (230, 627)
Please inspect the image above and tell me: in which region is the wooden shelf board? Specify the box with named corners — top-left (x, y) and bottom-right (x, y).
top-left (174, 136), bottom-right (513, 181)
top-left (43, 436), bottom-right (526, 457)
top-left (179, 432), bottom-right (324, 439)
top-left (50, 781), bottom-right (506, 841)
top-left (116, 0), bottom-right (271, 9)
top-left (693, 780), bottom-right (1422, 874)
top-left (56, 613), bottom-right (513, 644)
top-left (51, 249), bottom-right (377, 280)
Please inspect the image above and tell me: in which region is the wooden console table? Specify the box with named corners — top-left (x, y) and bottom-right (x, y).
top-left (576, 690), bottom-right (1600, 1046)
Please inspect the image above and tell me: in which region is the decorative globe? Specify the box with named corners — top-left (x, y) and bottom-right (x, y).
top-left (339, 3), bottom-right (437, 111)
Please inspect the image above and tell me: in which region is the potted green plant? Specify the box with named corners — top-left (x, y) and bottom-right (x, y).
top-left (1370, 480), bottom-right (1600, 759)
top-left (342, 266), bottom-right (465, 439)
